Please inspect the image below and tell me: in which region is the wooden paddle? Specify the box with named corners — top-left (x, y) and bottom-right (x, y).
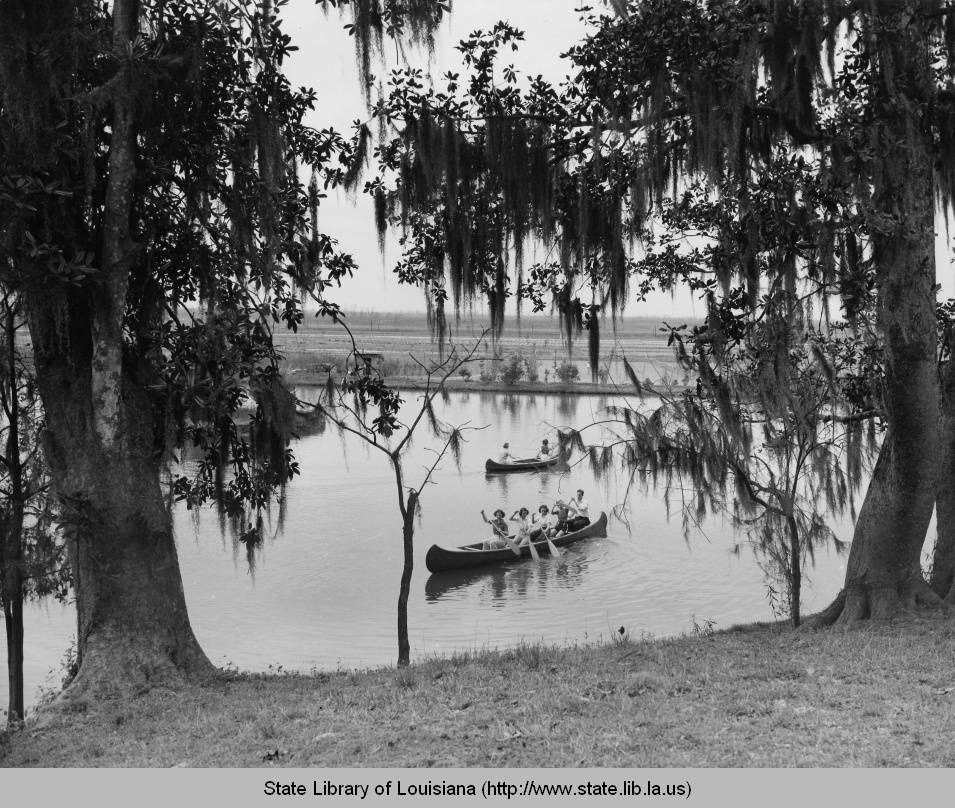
top-left (512, 511), bottom-right (540, 560)
top-left (497, 526), bottom-right (522, 556)
top-left (544, 533), bottom-right (563, 560)
top-left (532, 514), bottom-right (563, 560)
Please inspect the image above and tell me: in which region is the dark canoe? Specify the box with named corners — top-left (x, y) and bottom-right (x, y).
top-left (425, 512), bottom-right (608, 573)
top-left (484, 452), bottom-right (564, 473)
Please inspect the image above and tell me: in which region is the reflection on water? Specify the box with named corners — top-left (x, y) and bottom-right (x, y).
top-left (484, 465), bottom-right (570, 497)
top-left (425, 547), bottom-right (591, 603)
top-left (10, 388), bottom-right (851, 710)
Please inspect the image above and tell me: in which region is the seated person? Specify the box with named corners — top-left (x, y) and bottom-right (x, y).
top-left (567, 488), bottom-right (591, 531)
top-left (549, 500), bottom-right (571, 537)
top-left (498, 442), bottom-right (513, 462)
top-left (510, 507), bottom-right (532, 546)
top-left (537, 438), bottom-right (552, 459)
top-left (532, 504), bottom-right (553, 537)
top-left (480, 508), bottom-right (510, 550)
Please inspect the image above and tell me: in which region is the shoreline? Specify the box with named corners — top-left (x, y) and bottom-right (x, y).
top-left (287, 372), bottom-right (683, 398)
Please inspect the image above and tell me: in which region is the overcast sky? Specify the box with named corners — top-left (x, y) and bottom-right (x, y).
top-left (279, 1), bottom-right (955, 317)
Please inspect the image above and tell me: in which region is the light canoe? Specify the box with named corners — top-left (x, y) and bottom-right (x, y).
top-left (484, 452), bottom-right (564, 473)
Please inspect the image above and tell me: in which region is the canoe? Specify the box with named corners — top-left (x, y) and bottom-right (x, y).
top-left (425, 512), bottom-right (608, 573)
top-left (484, 452), bottom-right (564, 473)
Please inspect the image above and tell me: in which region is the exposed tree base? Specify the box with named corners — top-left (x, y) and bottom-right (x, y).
top-left (945, 580), bottom-right (955, 605)
top-left (808, 580), bottom-right (952, 627)
top-left (36, 629), bottom-right (216, 725)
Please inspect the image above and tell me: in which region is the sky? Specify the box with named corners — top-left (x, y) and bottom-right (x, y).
top-left (278, 0), bottom-right (955, 317)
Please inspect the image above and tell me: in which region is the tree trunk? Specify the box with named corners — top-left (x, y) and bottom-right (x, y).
top-left (932, 359), bottom-right (955, 601)
top-left (835, 221), bottom-right (939, 620)
top-left (397, 508), bottom-right (415, 667)
top-left (3, 570), bottom-right (24, 725)
top-left (26, 295), bottom-right (213, 699)
top-left (65, 454), bottom-right (214, 696)
top-left (786, 514), bottom-right (801, 628)
top-left (829, 12), bottom-right (939, 623)
top-left (27, 0), bottom-right (212, 699)
top-left (2, 300), bottom-right (25, 723)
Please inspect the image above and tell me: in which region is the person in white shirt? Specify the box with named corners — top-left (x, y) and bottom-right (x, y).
top-left (510, 507), bottom-right (533, 546)
top-left (498, 442), bottom-right (513, 462)
top-left (510, 507), bottom-right (543, 560)
top-left (568, 489), bottom-right (590, 531)
top-left (532, 504), bottom-right (553, 536)
top-left (537, 438), bottom-right (552, 459)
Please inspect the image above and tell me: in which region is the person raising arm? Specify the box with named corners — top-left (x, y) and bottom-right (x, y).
top-left (511, 507), bottom-right (540, 560)
top-left (481, 508), bottom-right (520, 554)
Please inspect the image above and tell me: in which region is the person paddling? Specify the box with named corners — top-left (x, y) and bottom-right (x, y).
top-left (511, 507), bottom-right (540, 560)
top-left (481, 508), bottom-right (520, 554)
top-left (533, 503), bottom-right (564, 560)
top-left (567, 489), bottom-right (591, 532)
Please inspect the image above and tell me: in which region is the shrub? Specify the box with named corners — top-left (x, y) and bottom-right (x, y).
top-left (500, 354), bottom-right (525, 385)
top-left (555, 361), bottom-right (579, 384)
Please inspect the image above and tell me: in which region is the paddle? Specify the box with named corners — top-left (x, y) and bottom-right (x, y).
top-left (493, 524), bottom-right (521, 556)
top-left (532, 511), bottom-right (563, 560)
top-left (544, 533), bottom-right (563, 560)
top-left (546, 503), bottom-right (572, 561)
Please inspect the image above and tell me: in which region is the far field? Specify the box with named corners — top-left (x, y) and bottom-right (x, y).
top-left (275, 311), bottom-right (693, 387)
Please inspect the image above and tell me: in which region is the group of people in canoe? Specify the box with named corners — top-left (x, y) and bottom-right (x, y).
top-left (479, 489), bottom-right (591, 551)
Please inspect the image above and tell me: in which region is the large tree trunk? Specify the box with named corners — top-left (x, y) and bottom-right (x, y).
top-left (25, 292), bottom-right (214, 700)
top-left (3, 0), bottom-right (212, 702)
top-left (40, 0), bottom-right (211, 698)
top-left (829, 11), bottom-right (940, 623)
top-left (65, 450), bottom-right (214, 695)
top-left (932, 359), bottom-right (955, 601)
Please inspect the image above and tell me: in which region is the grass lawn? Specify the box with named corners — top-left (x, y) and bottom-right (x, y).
top-left (2, 612), bottom-right (954, 767)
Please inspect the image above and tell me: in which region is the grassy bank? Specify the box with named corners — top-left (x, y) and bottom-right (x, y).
top-left (3, 612), bottom-right (954, 767)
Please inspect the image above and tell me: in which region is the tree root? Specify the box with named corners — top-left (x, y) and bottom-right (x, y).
top-left (32, 632), bottom-right (217, 728)
top-left (805, 580), bottom-right (952, 629)
top-left (945, 580), bottom-right (955, 605)
top-left (803, 589), bottom-right (846, 628)
top-left (912, 578), bottom-right (945, 608)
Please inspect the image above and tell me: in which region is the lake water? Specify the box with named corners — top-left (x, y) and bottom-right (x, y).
top-left (5, 390), bottom-right (851, 713)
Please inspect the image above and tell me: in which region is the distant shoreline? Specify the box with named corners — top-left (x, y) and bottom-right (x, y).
top-left (287, 372), bottom-right (683, 397)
